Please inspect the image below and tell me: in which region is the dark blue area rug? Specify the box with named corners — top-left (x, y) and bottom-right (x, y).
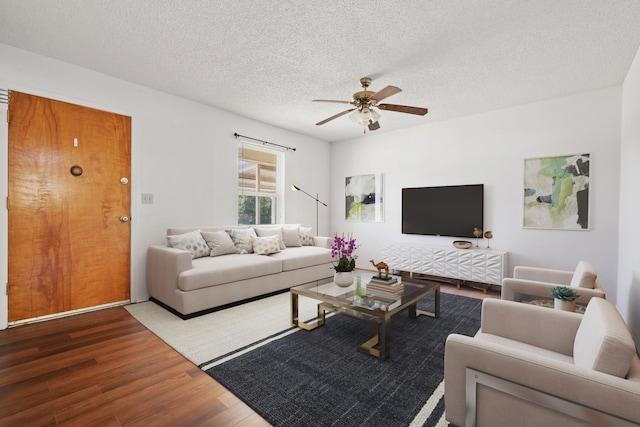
top-left (203, 292), bottom-right (482, 426)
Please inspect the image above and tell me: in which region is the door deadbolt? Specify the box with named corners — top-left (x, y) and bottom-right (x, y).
top-left (120, 216), bottom-right (129, 222)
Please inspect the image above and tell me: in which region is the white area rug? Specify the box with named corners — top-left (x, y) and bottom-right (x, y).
top-left (124, 292), bottom-right (321, 366)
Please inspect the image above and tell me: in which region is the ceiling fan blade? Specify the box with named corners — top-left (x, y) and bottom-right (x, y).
top-left (368, 120), bottom-right (381, 131)
top-left (312, 99), bottom-right (353, 105)
top-left (369, 85), bottom-right (402, 102)
top-left (377, 103), bottom-right (428, 116)
top-left (316, 108), bottom-right (356, 126)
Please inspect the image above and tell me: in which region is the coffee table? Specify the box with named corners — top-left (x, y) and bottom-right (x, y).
top-left (290, 274), bottom-right (440, 360)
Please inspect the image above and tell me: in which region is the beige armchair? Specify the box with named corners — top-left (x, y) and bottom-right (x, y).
top-left (501, 261), bottom-right (605, 306)
top-left (444, 298), bottom-right (640, 427)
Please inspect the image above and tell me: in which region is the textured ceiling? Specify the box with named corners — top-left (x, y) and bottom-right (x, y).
top-left (1, 1), bottom-right (640, 142)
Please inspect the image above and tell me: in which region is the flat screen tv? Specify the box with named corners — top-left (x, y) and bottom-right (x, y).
top-left (402, 184), bottom-right (484, 238)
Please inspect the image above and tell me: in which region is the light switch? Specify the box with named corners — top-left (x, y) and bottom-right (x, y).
top-left (141, 193), bottom-right (154, 204)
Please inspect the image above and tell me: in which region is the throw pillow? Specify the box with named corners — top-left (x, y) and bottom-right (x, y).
top-left (254, 227), bottom-right (286, 249)
top-left (299, 226), bottom-right (313, 246)
top-left (201, 230), bottom-right (236, 257)
top-left (227, 228), bottom-right (257, 254)
top-left (166, 230), bottom-right (210, 259)
top-left (251, 235), bottom-right (281, 255)
top-left (282, 226), bottom-right (302, 247)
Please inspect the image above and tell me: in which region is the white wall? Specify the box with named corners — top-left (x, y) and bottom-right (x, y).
top-left (619, 45), bottom-right (640, 343)
top-left (0, 43), bottom-right (331, 329)
top-left (330, 87), bottom-right (622, 304)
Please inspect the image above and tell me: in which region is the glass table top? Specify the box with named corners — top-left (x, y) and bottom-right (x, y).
top-left (291, 272), bottom-right (439, 313)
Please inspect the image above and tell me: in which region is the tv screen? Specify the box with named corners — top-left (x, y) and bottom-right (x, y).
top-left (402, 184), bottom-right (484, 238)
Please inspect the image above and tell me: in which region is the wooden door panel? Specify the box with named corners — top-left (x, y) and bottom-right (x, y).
top-left (8, 92), bottom-right (131, 322)
top-left (8, 94), bottom-right (69, 318)
top-left (62, 103), bottom-right (131, 310)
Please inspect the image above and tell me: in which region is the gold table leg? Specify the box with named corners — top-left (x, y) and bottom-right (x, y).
top-left (408, 287), bottom-right (440, 319)
top-left (357, 317), bottom-right (385, 359)
top-left (290, 292), bottom-right (325, 331)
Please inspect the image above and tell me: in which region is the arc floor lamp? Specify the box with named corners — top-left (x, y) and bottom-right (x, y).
top-left (291, 185), bottom-right (327, 235)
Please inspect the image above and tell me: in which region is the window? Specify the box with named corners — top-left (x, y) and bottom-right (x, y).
top-left (238, 142), bottom-right (281, 225)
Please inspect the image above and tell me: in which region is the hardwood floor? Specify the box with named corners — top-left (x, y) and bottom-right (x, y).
top-left (0, 284), bottom-right (497, 427)
top-left (0, 307), bottom-right (269, 427)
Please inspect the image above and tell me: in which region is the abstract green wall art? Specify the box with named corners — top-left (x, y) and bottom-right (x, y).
top-left (345, 173), bottom-right (384, 222)
top-left (523, 154), bottom-right (590, 230)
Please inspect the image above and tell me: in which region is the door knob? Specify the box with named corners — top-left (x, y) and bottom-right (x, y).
top-left (120, 216), bottom-right (129, 222)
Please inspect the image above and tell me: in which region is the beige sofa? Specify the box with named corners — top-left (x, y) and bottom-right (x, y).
top-left (147, 224), bottom-right (333, 317)
top-left (444, 298), bottom-right (640, 426)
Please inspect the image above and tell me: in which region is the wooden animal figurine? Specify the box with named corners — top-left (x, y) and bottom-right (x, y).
top-left (369, 259), bottom-right (390, 279)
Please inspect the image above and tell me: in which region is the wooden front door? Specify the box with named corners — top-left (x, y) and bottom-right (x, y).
top-left (8, 92), bottom-right (131, 322)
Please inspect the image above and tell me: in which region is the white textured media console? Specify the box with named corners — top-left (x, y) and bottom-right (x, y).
top-left (381, 243), bottom-right (508, 289)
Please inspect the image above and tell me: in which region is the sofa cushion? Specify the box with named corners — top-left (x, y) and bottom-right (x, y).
top-left (269, 246), bottom-right (331, 271)
top-left (166, 230), bottom-right (210, 259)
top-left (299, 227), bottom-right (313, 246)
top-left (255, 227), bottom-right (286, 249)
top-left (201, 230), bottom-right (236, 257)
top-left (227, 228), bottom-right (257, 254)
top-left (573, 298), bottom-right (636, 378)
top-left (282, 226), bottom-right (302, 247)
top-left (251, 235), bottom-right (281, 255)
top-left (570, 261), bottom-right (597, 289)
top-left (178, 254), bottom-right (282, 291)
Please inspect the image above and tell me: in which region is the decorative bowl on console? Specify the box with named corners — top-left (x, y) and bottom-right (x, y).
top-left (453, 241), bottom-right (472, 249)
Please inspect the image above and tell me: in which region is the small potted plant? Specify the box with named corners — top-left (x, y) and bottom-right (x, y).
top-left (551, 286), bottom-right (580, 312)
top-left (331, 233), bottom-right (359, 287)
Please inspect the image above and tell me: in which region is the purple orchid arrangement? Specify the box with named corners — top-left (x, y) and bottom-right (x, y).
top-left (331, 233), bottom-right (359, 272)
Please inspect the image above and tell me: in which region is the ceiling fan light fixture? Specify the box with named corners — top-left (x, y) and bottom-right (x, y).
top-left (349, 107), bottom-right (380, 126)
top-left (369, 108), bottom-right (380, 124)
top-left (360, 107), bottom-right (372, 121)
top-left (349, 109), bottom-right (365, 125)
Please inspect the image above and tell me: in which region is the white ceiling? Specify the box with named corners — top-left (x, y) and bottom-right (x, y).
top-left (1, 1), bottom-right (640, 142)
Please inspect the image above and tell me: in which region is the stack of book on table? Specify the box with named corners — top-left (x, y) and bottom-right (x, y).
top-left (367, 276), bottom-right (405, 295)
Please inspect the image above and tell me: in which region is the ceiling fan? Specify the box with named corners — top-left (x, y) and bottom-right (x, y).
top-left (313, 77), bottom-right (428, 133)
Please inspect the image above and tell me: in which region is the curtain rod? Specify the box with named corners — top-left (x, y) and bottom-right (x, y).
top-left (234, 133), bottom-right (296, 151)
